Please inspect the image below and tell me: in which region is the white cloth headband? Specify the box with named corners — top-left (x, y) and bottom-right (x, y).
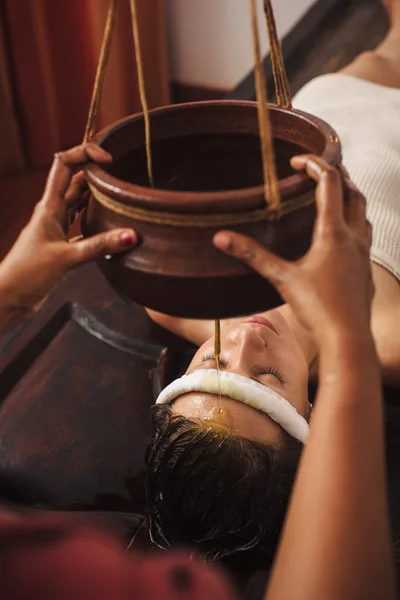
top-left (156, 369), bottom-right (309, 443)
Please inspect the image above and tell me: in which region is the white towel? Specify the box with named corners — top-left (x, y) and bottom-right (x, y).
top-left (294, 73), bottom-right (400, 281)
top-left (156, 369), bottom-right (309, 443)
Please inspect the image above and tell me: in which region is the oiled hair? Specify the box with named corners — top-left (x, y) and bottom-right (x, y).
top-left (146, 404), bottom-right (302, 562)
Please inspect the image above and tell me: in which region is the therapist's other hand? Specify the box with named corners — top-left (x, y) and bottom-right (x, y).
top-left (213, 155), bottom-right (373, 348)
top-left (0, 143), bottom-right (137, 325)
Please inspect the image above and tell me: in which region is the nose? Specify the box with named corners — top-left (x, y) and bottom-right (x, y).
top-left (225, 326), bottom-right (267, 373)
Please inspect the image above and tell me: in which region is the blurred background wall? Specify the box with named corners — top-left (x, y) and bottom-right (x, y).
top-left (166, 0), bottom-right (316, 92)
top-left (0, 0), bottom-right (315, 173)
top-left (0, 0), bottom-right (169, 170)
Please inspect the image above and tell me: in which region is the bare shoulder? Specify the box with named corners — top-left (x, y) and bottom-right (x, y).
top-left (371, 264), bottom-right (400, 386)
top-left (341, 51), bottom-right (400, 89)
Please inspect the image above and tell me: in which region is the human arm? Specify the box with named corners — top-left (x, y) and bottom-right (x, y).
top-left (145, 309), bottom-right (215, 346)
top-left (145, 309), bottom-right (255, 347)
top-left (214, 156), bottom-right (396, 600)
top-left (267, 331), bottom-right (392, 600)
top-left (0, 144), bottom-right (137, 337)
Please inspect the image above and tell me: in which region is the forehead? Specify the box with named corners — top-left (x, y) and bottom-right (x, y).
top-left (171, 392), bottom-right (283, 444)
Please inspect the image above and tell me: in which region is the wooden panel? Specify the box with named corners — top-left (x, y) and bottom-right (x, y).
top-left (287, 0), bottom-right (389, 96)
top-left (172, 82), bottom-right (227, 104)
top-left (0, 306), bottom-right (156, 512)
top-left (230, 0), bottom-right (389, 100)
top-left (0, 263), bottom-right (194, 514)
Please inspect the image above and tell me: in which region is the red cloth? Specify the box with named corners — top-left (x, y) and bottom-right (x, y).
top-left (0, 509), bottom-right (237, 600)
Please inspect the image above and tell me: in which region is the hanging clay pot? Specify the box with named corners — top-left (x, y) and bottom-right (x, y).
top-left (83, 100), bottom-right (341, 319)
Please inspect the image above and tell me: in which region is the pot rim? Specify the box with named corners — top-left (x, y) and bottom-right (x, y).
top-left (85, 100), bottom-right (342, 215)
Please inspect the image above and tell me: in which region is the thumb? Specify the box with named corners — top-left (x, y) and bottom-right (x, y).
top-left (213, 231), bottom-right (290, 286)
top-left (68, 228), bottom-right (137, 266)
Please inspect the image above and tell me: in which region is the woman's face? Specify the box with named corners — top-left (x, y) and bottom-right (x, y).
top-left (171, 310), bottom-right (310, 445)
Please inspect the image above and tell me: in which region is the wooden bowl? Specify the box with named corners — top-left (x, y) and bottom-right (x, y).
top-left (83, 100), bottom-right (341, 319)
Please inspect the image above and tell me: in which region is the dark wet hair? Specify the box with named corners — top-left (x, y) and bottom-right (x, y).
top-left (146, 404), bottom-right (303, 563)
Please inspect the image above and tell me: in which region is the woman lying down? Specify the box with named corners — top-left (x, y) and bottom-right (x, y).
top-left (145, 2), bottom-right (400, 563)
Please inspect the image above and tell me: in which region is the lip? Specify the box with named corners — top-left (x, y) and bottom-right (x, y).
top-left (242, 316), bottom-right (278, 334)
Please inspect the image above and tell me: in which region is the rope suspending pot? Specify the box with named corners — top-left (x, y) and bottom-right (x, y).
top-left (82, 0), bottom-right (342, 319)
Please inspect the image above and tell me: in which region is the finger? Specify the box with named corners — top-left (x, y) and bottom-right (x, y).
top-left (213, 231), bottom-right (291, 286)
top-left (338, 163), bottom-right (351, 179)
top-left (65, 171), bottom-right (88, 208)
top-left (66, 190), bottom-right (91, 233)
top-left (341, 171), bottom-right (359, 196)
top-left (291, 154), bottom-right (344, 226)
top-left (67, 228), bottom-right (137, 267)
top-left (366, 220), bottom-right (373, 248)
top-left (41, 143), bottom-right (112, 213)
top-left (343, 180), bottom-right (367, 228)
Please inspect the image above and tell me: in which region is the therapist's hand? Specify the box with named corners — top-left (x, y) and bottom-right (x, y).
top-left (0, 143), bottom-right (137, 328)
top-left (213, 155), bottom-right (373, 349)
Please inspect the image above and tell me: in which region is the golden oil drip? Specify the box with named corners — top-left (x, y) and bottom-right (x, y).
top-left (214, 319), bottom-right (223, 415)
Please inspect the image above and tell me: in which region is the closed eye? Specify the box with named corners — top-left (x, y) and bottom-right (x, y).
top-left (252, 366), bottom-right (287, 386)
top-left (200, 350), bottom-right (230, 369)
top-left (200, 351), bottom-right (287, 385)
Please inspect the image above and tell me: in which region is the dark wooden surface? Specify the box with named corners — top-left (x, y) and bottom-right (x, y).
top-left (0, 263), bottom-right (194, 513)
top-left (0, 0), bottom-right (398, 597)
top-left (0, 262), bottom-right (196, 573)
top-left (230, 0), bottom-right (389, 101)
top-left (171, 82), bottom-right (227, 104)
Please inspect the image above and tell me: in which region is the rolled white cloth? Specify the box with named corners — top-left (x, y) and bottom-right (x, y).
top-left (156, 369), bottom-right (309, 443)
top-left (293, 73), bottom-right (400, 281)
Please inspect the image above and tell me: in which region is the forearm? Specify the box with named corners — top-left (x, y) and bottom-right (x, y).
top-left (266, 334), bottom-right (396, 600)
top-left (0, 272), bottom-right (35, 336)
top-left (146, 308), bottom-right (215, 345)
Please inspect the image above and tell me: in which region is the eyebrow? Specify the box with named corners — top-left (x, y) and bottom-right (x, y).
top-left (200, 355), bottom-right (284, 386)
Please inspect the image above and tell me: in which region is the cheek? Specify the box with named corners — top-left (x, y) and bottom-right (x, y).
top-left (274, 345), bottom-right (309, 384)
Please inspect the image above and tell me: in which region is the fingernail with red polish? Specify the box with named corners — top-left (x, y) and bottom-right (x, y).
top-left (120, 231), bottom-right (136, 247)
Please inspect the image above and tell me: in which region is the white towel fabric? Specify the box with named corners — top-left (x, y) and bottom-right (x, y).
top-left (293, 73), bottom-right (400, 281)
top-left (156, 369), bottom-right (309, 443)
